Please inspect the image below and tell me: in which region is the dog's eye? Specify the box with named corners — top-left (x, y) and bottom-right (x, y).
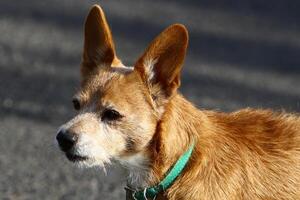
top-left (101, 109), bottom-right (122, 121)
top-left (72, 98), bottom-right (81, 110)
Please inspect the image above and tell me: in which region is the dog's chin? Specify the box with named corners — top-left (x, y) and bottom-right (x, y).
top-left (65, 152), bottom-right (88, 163)
top-left (65, 152), bottom-right (110, 169)
top-left (65, 153), bottom-right (94, 168)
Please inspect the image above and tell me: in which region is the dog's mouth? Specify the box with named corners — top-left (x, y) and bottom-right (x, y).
top-left (65, 152), bottom-right (88, 162)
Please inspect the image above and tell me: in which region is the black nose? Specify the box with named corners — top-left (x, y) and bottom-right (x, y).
top-left (56, 129), bottom-right (78, 152)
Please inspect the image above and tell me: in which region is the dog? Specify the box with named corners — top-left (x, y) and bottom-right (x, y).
top-left (56, 4), bottom-right (300, 200)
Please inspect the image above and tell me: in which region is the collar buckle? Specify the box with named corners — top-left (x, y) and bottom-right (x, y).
top-left (143, 188), bottom-right (157, 200)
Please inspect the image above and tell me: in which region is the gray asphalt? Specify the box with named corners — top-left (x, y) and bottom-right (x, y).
top-left (1, 0), bottom-right (300, 199)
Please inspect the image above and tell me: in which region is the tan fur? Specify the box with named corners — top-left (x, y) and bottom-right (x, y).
top-left (58, 5), bottom-right (300, 200)
top-left (150, 96), bottom-right (300, 200)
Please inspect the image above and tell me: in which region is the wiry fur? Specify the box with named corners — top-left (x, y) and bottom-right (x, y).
top-left (57, 5), bottom-right (300, 200)
top-left (149, 96), bottom-right (300, 200)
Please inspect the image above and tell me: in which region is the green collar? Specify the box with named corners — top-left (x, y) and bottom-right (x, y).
top-left (125, 141), bottom-right (195, 200)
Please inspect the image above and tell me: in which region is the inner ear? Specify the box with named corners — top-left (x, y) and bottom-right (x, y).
top-left (134, 24), bottom-right (188, 98)
top-left (82, 5), bottom-right (118, 71)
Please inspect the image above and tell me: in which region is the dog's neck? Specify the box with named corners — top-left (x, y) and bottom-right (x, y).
top-left (126, 94), bottom-right (203, 190)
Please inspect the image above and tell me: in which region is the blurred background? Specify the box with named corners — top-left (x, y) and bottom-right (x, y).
top-left (0, 0), bottom-right (299, 199)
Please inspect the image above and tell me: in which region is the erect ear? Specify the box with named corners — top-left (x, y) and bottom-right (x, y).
top-left (81, 5), bottom-right (121, 77)
top-left (134, 24), bottom-right (188, 100)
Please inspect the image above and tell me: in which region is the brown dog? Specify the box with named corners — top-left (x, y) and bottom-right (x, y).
top-left (56, 5), bottom-right (300, 200)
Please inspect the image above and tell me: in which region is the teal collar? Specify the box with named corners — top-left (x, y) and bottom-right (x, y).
top-left (125, 141), bottom-right (195, 200)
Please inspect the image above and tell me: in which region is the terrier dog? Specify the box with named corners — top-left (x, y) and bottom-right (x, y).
top-left (56, 4), bottom-right (300, 200)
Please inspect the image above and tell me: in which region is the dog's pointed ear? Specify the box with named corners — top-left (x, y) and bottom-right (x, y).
top-left (134, 24), bottom-right (188, 99)
top-left (81, 5), bottom-right (120, 77)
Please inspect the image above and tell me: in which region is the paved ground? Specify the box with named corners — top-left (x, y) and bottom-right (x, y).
top-left (0, 0), bottom-right (299, 199)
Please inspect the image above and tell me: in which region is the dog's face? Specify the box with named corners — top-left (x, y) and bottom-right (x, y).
top-left (56, 5), bottom-right (188, 169)
top-left (57, 67), bottom-right (158, 168)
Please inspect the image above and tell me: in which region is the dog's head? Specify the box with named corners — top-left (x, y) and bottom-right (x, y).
top-left (56, 5), bottom-right (188, 169)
